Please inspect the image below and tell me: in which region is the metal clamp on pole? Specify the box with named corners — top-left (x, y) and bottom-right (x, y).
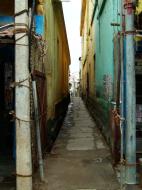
top-left (124, 1), bottom-right (136, 12)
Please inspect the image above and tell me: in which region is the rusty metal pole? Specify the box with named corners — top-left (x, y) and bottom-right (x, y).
top-left (124, 0), bottom-right (136, 185)
top-left (15, 1), bottom-right (32, 190)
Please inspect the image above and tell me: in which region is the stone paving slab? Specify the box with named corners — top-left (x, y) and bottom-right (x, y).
top-left (34, 97), bottom-right (120, 190)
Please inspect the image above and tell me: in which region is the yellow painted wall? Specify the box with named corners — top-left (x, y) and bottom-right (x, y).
top-left (136, 0), bottom-right (142, 15)
top-left (80, 0), bottom-right (95, 98)
top-left (44, 0), bottom-right (70, 119)
top-left (1, 0), bottom-right (70, 120)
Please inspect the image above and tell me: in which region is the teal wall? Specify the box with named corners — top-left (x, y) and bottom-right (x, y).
top-left (94, 0), bottom-right (120, 133)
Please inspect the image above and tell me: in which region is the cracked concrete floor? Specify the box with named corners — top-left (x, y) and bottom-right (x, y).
top-left (34, 97), bottom-right (120, 190)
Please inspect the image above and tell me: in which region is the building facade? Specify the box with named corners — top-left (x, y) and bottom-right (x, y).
top-left (80, 0), bottom-right (95, 100)
top-left (81, 0), bottom-right (120, 140)
top-left (80, 0), bottom-right (142, 186)
top-left (0, 0), bottom-right (70, 189)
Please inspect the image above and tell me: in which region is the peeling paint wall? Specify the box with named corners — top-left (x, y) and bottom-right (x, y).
top-left (95, 0), bottom-right (113, 101)
top-left (44, 0), bottom-right (70, 119)
top-left (95, 3), bottom-right (119, 98)
top-left (94, 0), bottom-right (120, 136)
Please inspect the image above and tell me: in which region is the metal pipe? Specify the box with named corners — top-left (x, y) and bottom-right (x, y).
top-left (124, 0), bottom-right (136, 184)
top-left (116, 34), bottom-right (121, 110)
top-left (32, 81), bottom-right (45, 182)
top-left (0, 23), bottom-right (14, 30)
top-left (120, 0), bottom-right (125, 188)
top-left (15, 1), bottom-right (32, 190)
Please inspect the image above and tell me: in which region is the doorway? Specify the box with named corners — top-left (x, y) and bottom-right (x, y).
top-left (0, 43), bottom-right (16, 187)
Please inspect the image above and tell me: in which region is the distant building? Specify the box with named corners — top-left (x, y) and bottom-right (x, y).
top-left (70, 72), bottom-right (80, 97)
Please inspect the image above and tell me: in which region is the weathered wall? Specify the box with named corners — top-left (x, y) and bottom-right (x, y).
top-left (94, 0), bottom-right (120, 135)
top-left (80, 0), bottom-right (95, 99)
top-left (30, 0), bottom-right (70, 151)
top-left (95, 0), bottom-right (119, 101)
top-left (80, 0), bottom-right (121, 140)
top-left (0, 0), bottom-right (70, 146)
top-left (44, 0), bottom-right (70, 119)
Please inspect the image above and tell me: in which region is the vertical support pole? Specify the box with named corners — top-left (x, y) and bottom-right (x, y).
top-left (124, 0), bottom-right (136, 185)
top-left (32, 81), bottom-right (45, 182)
top-left (15, 1), bottom-right (32, 190)
top-left (120, 0), bottom-right (125, 187)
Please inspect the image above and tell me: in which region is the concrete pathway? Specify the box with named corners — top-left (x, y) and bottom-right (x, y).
top-left (34, 97), bottom-right (120, 190)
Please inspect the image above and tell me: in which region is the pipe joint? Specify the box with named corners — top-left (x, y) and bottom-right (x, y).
top-left (124, 2), bottom-right (136, 14)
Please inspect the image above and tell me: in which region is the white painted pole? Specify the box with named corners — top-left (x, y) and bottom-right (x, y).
top-left (15, 1), bottom-right (32, 190)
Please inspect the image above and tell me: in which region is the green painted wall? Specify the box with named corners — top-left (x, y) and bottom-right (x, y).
top-left (94, 0), bottom-right (120, 134)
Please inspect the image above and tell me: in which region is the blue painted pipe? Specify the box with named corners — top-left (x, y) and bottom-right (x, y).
top-left (125, 0), bottom-right (136, 184)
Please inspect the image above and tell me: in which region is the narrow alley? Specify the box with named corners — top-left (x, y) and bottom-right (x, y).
top-left (1, 0), bottom-right (142, 189)
top-left (34, 97), bottom-right (119, 190)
